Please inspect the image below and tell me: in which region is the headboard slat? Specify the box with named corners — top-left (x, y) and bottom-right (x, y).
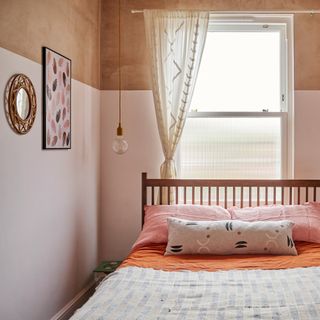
top-left (192, 187), bottom-right (195, 205)
top-left (289, 187), bottom-right (292, 205)
top-left (232, 187), bottom-right (236, 207)
top-left (151, 186), bottom-right (155, 205)
top-left (240, 187), bottom-right (244, 208)
top-left (224, 187), bottom-right (227, 209)
top-left (175, 187), bottom-right (179, 204)
top-left (265, 187), bottom-right (268, 205)
top-left (159, 186), bottom-right (163, 205)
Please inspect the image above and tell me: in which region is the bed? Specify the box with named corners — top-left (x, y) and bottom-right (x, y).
top-left (71, 173), bottom-right (320, 319)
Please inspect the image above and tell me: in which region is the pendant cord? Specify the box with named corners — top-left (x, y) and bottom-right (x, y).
top-left (118, 0), bottom-right (122, 128)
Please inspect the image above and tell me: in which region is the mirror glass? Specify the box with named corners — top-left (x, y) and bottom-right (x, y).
top-left (16, 88), bottom-right (30, 120)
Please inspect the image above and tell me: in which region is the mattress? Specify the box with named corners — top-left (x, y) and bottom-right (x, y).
top-left (71, 242), bottom-right (320, 320)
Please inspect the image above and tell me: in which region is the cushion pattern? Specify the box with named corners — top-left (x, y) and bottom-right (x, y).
top-left (165, 218), bottom-right (297, 256)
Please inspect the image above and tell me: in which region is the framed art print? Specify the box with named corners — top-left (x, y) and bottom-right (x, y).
top-left (43, 47), bottom-right (71, 149)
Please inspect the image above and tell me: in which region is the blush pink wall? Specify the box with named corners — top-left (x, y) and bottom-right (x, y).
top-left (100, 91), bottom-right (162, 259)
top-left (0, 47), bottom-right (100, 320)
top-left (100, 90), bottom-right (320, 260)
top-left (295, 91), bottom-right (320, 178)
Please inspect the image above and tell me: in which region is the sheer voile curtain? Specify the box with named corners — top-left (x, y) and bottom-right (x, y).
top-left (144, 10), bottom-right (209, 189)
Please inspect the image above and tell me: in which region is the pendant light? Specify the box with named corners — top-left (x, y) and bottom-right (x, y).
top-left (112, 0), bottom-right (128, 155)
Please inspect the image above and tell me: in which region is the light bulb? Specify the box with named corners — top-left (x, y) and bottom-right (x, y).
top-left (112, 135), bottom-right (128, 154)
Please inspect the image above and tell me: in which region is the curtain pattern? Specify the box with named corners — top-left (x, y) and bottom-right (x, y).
top-left (144, 10), bottom-right (209, 183)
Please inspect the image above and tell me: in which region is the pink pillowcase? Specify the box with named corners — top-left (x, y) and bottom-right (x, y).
top-left (132, 205), bottom-right (231, 250)
top-left (229, 202), bottom-right (320, 243)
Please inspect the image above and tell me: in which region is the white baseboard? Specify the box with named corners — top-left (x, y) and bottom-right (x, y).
top-left (50, 281), bottom-right (95, 320)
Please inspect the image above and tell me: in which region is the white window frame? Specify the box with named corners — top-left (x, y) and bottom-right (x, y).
top-left (177, 14), bottom-right (294, 179)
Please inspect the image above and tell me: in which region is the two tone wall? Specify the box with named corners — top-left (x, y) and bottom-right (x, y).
top-left (0, 1), bottom-right (100, 319)
top-left (100, 0), bottom-right (320, 259)
top-left (1, 1), bottom-right (320, 318)
top-left (101, 0), bottom-right (320, 90)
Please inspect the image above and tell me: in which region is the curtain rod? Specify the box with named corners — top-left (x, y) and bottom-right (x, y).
top-left (131, 9), bottom-right (320, 15)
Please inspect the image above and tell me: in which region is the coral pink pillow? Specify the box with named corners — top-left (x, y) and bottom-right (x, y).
top-left (132, 205), bottom-right (231, 250)
top-left (229, 203), bottom-right (320, 243)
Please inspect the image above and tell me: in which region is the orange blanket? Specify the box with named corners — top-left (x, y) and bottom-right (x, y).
top-left (121, 241), bottom-right (320, 272)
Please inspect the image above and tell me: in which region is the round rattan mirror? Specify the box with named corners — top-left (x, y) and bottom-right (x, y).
top-left (5, 74), bottom-right (37, 134)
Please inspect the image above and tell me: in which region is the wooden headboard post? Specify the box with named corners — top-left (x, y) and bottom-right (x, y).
top-left (142, 172), bottom-right (147, 227)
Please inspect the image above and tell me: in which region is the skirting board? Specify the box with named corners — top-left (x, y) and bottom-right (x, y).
top-left (50, 281), bottom-right (95, 320)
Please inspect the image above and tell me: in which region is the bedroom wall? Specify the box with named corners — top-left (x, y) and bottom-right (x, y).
top-left (101, 0), bottom-right (320, 90)
top-left (0, 1), bottom-right (100, 320)
top-left (100, 0), bottom-right (320, 259)
top-left (0, 0), bottom-right (100, 89)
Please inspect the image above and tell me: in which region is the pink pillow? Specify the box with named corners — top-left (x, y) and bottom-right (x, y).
top-left (132, 205), bottom-right (231, 250)
top-left (229, 202), bottom-right (320, 243)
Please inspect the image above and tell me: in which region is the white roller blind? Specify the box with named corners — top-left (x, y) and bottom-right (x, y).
top-left (180, 117), bottom-right (282, 179)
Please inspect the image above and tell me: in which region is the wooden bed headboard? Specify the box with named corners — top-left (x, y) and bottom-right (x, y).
top-left (141, 172), bottom-right (320, 226)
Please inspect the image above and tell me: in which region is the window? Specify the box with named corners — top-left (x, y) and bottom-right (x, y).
top-left (179, 16), bottom-right (293, 179)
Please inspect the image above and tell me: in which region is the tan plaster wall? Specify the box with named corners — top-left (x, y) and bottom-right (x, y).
top-left (101, 0), bottom-right (320, 90)
top-left (0, 0), bottom-right (101, 89)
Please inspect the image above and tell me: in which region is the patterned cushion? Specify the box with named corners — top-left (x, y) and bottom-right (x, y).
top-left (165, 218), bottom-right (297, 256)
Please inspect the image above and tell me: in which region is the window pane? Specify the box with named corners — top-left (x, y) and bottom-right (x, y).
top-left (191, 32), bottom-right (281, 112)
top-left (179, 117), bottom-right (281, 179)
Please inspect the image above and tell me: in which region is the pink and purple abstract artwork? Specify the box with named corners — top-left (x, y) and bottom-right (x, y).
top-left (43, 47), bottom-right (71, 149)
